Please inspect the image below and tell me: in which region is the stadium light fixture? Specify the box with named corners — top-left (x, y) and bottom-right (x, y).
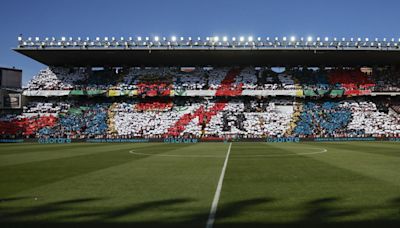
top-left (307, 36), bottom-right (313, 42)
top-left (214, 36), bottom-right (219, 42)
top-left (180, 37), bottom-right (184, 41)
top-left (239, 36), bottom-right (245, 42)
top-left (154, 36), bottom-right (159, 41)
top-left (223, 36), bottom-right (228, 42)
top-left (171, 36), bottom-right (177, 42)
top-left (324, 37), bottom-right (329, 41)
top-left (232, 37), bottom-right (236, 41)
top-left (248, 36), bottom-right (253, 42)
top-left (137, 36), bottom-right (142, 41)
top-left (18, 36), bottom-right (23, 41)
top-left (188, 37), bottom-right (192, 41)
top-left (61, 37), bottom-right (66, 41)
top-left (290, 36), bottom-right (296, 42)
top-left (282, 37), bottom-right (287, 41)
top-left (145, 37), bottom-right (149, 41)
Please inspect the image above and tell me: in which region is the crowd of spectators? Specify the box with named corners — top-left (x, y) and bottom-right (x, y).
top-left (293, 99), bottom-right (400, 138)
top-left (3, 97), bottom-right (398, 139)
top-left (25, 67), bottom-right (400, 93)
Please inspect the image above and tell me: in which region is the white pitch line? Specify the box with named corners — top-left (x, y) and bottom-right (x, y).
top-left (205, 142), bottom-right (232, 228)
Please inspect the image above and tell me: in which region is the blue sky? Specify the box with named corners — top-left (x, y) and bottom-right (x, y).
top-left (1, 0), bottom-right (400, 85)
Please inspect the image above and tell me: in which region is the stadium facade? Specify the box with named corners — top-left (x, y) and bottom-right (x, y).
top-left (1, 35), bottom-right (399, 142)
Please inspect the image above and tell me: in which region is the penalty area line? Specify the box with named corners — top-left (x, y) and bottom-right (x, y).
top-left (206, 142), bottom-right (232, 228)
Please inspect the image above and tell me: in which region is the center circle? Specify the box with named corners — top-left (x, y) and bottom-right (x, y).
top-left (128, 147), bottom-right (327, 158)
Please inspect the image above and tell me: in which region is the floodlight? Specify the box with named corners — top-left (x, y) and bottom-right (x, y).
top-left (223, 36), bottom-right (228, 42)
top-left (324, 37), bottom-right (329, 41)
top-left (180, 37), bottom-right (184, 41)
top-left (307, 36), bottom-right (313, 42)
top-left (239, 36), bottom-right (245, 42)
top-left (137, 36), bottom-right (142, 41)
top-left (154, 36), bottom-right (159, 41)
top-left (232, 37), bottom-right (236, 41)
top-left (214, 36), bottom-right (219, 42)
top-left (18, 36), bottom-right (22, 41)
top-left (282, 37), bottom-right (287, 41)
top-left (171, 36), bottom-right (177, 42)
top-left (61, 37), bottom-right (66, 41)
top-left (290, 36), bottom-right (296, 42)
top-left (248, 36), bottom-right (253, 42)
top-left (145, 37), bottom-right (149, 41)
top-left (257, 37), bottom-right (261, 41)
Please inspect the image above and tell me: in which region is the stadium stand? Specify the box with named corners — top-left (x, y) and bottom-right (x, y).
top-left (2, 66), bottom-right (400, 140)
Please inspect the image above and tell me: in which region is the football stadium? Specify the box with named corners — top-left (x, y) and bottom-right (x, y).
top-left (2, 1), bottom-right (400, 226)
top-left (0, 33), bottom-right (399, 228)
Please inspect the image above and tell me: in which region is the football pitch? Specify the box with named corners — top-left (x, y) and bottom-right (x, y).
top-left (0, 142), bottom-right (399, 228)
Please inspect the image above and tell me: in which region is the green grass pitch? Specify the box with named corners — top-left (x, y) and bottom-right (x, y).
top-left (0, 142), bottom-right (399, 227)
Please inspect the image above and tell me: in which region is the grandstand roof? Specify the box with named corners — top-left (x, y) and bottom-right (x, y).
top-left (14, 47), bottom-right (400, 67)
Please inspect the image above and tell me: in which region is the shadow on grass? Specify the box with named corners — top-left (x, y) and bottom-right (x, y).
top-left (0, 196), bottom-right (399, 228)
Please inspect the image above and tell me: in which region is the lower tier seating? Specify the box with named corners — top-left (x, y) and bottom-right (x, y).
top-left (1, 98), bottom-right (399, 139)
